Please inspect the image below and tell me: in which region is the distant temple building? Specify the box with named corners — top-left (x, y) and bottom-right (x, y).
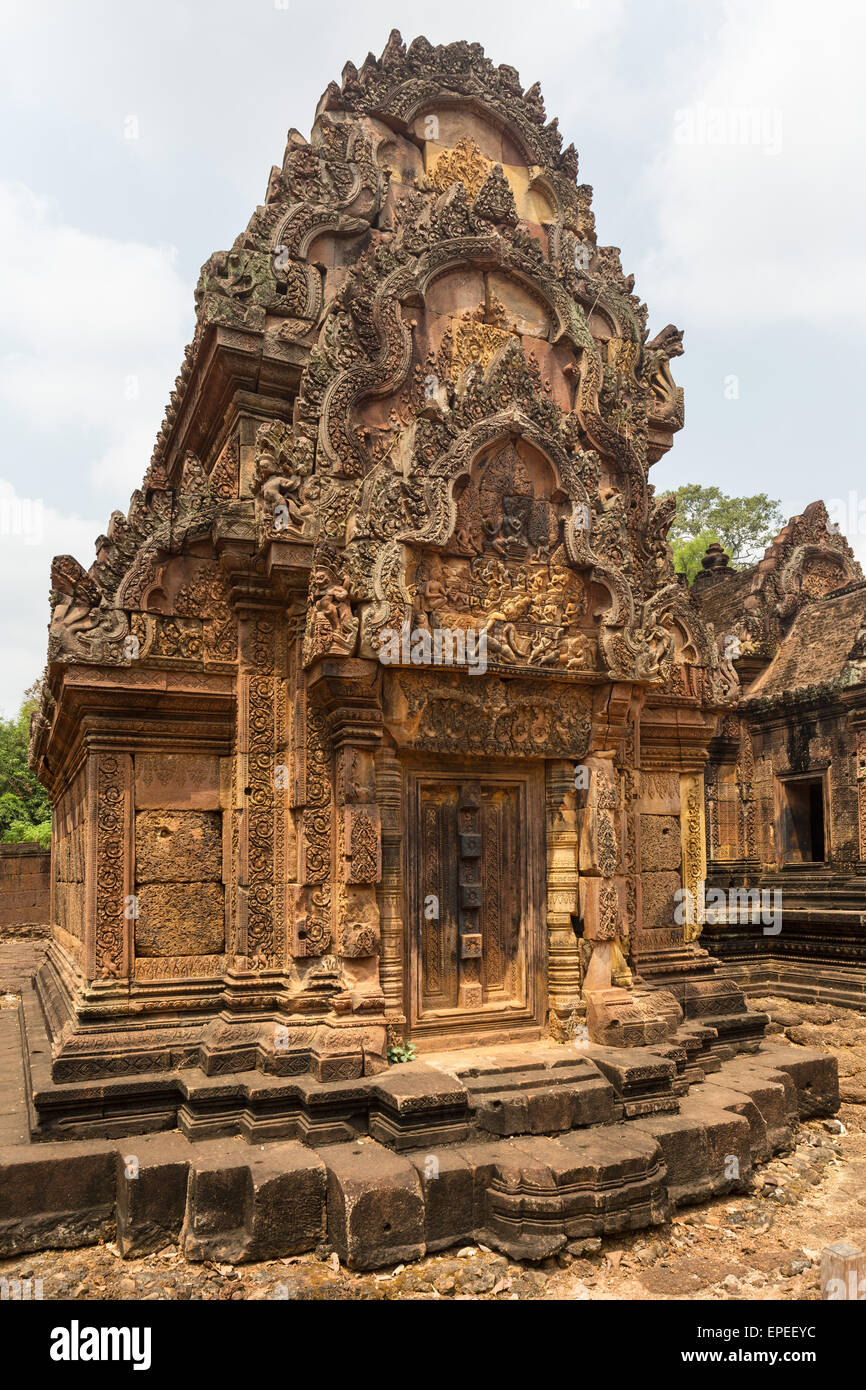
top-left (694, 508), bottom-right (866, 1005)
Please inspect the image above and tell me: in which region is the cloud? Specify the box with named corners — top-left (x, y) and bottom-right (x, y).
top-left (0, 181), bottom-right (191, 495)
top-left (0, 479), bottom-right (101, 718)
top-left (639, 0), bottom-right (866, 326)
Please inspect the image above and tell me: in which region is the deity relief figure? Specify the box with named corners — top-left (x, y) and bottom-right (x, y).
top-left (261, 472), bottom-right (314, 534)
top-left (483, 493), bottom-right (532, 558)
top-left (560, 630), bottom-right (597, 671)
top-left (304, 546), bottom-right (359, 663)
top-left (254, 421), bottom-right (316, 537)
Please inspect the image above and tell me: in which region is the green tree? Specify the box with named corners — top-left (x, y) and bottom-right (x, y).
top-left (0, 681), bottom-right (51, 844)
top-left (664, 484), bottom-right (783, 577)
top-left (672, 528), bottom-right (723, 585)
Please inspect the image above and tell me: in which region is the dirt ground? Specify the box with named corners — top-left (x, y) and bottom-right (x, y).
top-left (3, 933), bottom-right (865, 1301)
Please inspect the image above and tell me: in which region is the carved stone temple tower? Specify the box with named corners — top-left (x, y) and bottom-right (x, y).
top-left (29, 32), bottom-right (775, 1146)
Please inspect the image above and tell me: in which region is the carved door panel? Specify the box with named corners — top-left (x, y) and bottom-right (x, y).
top-left (407, 765), bottom-right (545, 1047)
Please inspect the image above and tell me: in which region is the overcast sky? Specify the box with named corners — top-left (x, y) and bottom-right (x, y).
top-left (1, 0), bottom-right (864, 716)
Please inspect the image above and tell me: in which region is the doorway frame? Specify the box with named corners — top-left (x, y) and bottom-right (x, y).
top-left (403, 755), bottom-right (547, 1051)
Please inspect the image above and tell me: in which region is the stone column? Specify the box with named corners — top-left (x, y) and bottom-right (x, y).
top-left (545, 760), bottom-right (582, 1025)
top-left (375, 743), bottom-right (405, 1026)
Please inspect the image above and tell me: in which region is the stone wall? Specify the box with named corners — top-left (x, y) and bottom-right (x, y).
top-left (0, 843), bottom-right (50, 928)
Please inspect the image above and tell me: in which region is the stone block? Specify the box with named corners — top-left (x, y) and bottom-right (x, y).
top-left (408, 1147), bottom-right (474, 1252)
top-left (586, 986), bottom-right (682, 1048)
top-left (480, 1126), bottom-right (668, 1258)
top-left (640, 815), bottom-right (682, 871)
top-left (134, 754), bottom-right (221, 810)
top-left (0, 1143), bottom-right (116, 1256)
top-left (641, 870), bottom-right (681, 927)
top-left (697, 1081), bottom-right (771, 1162)
top-left (243, 1145), bottom-right (327, 1260)
top-left (751, 1045), bottom-right (840, 1118)
top-left (116, 1133), bottom-right (191, 1257)
top-left (180, 1144), bottom-right (250, 1263)
top-left (325, 1140), bottom-right (425, 1270)
top-left (135, 810), bottom-right (222, 883)
top-left (181, 1140), bottom-right (326, 1263)
top-left (135, 882), bottom-right (225, 957)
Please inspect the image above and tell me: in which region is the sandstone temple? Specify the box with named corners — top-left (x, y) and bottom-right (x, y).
top-left (12, 33), bottom-right (841, 1267)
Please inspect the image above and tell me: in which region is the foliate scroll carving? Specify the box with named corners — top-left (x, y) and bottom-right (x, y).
top-left (430, 137), bottom-right (491, 198)
top-left (334, 747), bottom-right (381, 960)
top-left (738, 728), bottom-right (757, 861)
top-left (127, 560), bottom-right (237, 665)
top-left (91, 753), bottom-right (132, 980)
top-left (345, 806), bottom-right (382, 883)
top-left (578, 753), bottom-right (630, 993)
top-left (680, 771), bottom-right (707, 944)
top-left (209, 436), bottom-right (240, 500)
top-left (856, 729), bottom-right (866, 862)
top-left (545, 762), bottom-right (581, 1024)
top-left (244, 620), bottom-right (282, 967)
top-left (451, 316), bottom-right (513, 380)
top-left (294, 700), bottom-right (333, 957)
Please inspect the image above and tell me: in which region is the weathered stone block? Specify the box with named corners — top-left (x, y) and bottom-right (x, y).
top-left (181, 1141), bottom-right (326, 1263)
top-left (116, 1133), bottom-right (191, 1257)
top-left (0, 1143), bottom-right (116, 1257)
top-left (325, 1140), bottom-right (425, 1270)
top-left (697, 1081), bottom-right (770, 1162)
top-left (135, 882), bottom-right (225, 957)
top-left (640, 815), bottom-right (682, 871)
top-left (641, 870), bottom-right (681, 926)
top-left (243, 1146), bottom-right (327, 1260)
top-left (586, 985), bottom-right (682, 1048)
top-left (408, 1147), bottom-right (474, 1252)
top-left (134, 754), bottom-right (221, 810)
top-left (135, 810), bottom-right (222, 883)
top-left (759, 1046), bottom-right (840, 1117)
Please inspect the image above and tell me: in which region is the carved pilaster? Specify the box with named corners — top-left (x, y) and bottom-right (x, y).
top-left (577, 752), bottom-right (625, 993)
top-left (545, 760), bottom-right (581, 1021)
top-left (334, 746), bottom-right (381, 959)
top-left (856, 727), bottom-right (866, 862)
top-left (292, 688), bottom-right (333, 956)
top-left (237, 612), bottom-right (287, 969)
top-left (680, 770), bottom-right (707, 943)
top-left (306, 661), bottom-right (384, 1009)
top-left (86, 752), bottom-right (133, 981)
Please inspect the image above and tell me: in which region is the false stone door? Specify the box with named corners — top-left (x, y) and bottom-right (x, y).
top-left (406, 764), bottom-right (545, 1048)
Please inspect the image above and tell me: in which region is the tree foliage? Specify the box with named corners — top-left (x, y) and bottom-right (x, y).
top-left (664, 484), bottom-right (783, 581)
top-left (0, 682), bottom-right (51, 846)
